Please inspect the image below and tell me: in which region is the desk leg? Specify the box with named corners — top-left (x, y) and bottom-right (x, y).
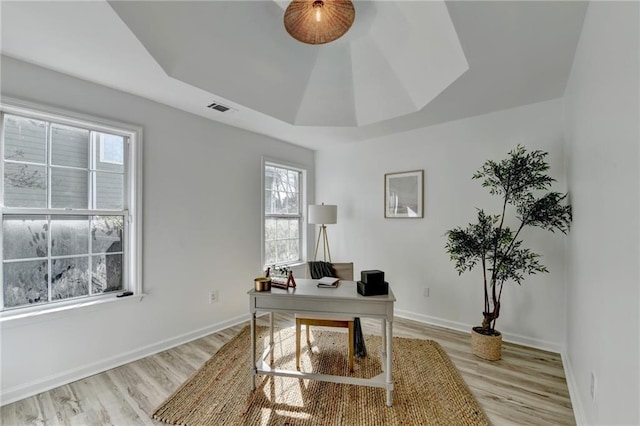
top-left (250, 312), bottom-right (256, 391)
top-left (380, 318), bottom-right (387, 373)
top-left (386, 319), bottom-right (393, 407)
top-left (269, 312), bottom-right (275, 366)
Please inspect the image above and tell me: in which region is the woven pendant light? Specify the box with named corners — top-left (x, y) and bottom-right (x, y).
top-left (284, 0), bottom-right (356, 45)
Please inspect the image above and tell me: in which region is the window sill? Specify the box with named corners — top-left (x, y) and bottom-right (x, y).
top-left (0, 293), bottom-right (146, 328)
top-left (286, 261), bottom-right (308, 269)
top-left (264, 261), bottom-right (307, 269)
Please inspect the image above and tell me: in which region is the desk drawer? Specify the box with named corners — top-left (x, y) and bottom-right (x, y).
top-left (253, 295), bottom-right (391, 318)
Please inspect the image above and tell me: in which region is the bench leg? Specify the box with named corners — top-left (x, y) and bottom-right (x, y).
top-left (295, 318), bottom-right (301, 370)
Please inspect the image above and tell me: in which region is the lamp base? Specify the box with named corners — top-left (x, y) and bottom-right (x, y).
top-left (313, 225), bottom-right (332, 263)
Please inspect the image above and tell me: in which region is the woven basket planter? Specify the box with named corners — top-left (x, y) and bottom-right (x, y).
top-left (471, 327), bottom-right (502, 361)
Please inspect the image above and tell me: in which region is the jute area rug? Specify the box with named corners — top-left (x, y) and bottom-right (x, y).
top-left (153, 326), bottom-right (490, 425)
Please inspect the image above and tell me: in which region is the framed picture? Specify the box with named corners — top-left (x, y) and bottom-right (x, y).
top-left (384, 170), bottom-right (424, 218)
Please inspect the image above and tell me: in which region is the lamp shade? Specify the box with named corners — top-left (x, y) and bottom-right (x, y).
top-left (308, 204), bottom-right (337, 225)
top-left (284, 0), bottom-right (355, 45)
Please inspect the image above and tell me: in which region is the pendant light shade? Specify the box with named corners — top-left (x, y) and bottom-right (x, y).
top-left (284, 0), bottom-right (356, 45)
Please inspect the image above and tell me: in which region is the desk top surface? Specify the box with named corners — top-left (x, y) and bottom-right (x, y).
top-left (248, 279), bottom-right (396, 303)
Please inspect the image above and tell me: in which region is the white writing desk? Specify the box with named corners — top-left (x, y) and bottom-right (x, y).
top-left (248, 279), bottom-right (396, 406)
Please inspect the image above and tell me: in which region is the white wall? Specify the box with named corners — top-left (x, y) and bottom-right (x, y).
top-left (0, 56), bottom-right (315, 403)
top-left (563, 2), bottom-right (640, 425)
top-left (315, 99), bottom-right (569, 350)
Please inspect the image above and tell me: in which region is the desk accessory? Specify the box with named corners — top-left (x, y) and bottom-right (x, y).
top-left (265, 267), bottom-right (297, 289)
top-left (357, 270), bottom-right (389, 296)
top-left (317, 276), bottom-right (339, 287)
top-left (254, 277), bottom-right (271, 292)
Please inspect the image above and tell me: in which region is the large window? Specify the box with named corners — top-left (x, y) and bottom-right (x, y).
top-left (1, 101), bottom-right (141, 312)
top-left (263, 162), bottom-right (305, 266)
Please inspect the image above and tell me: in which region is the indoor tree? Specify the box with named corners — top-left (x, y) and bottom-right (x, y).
top-left (445, 145), bottom-right (572, 335)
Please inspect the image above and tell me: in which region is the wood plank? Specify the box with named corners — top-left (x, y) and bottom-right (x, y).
top-left (0, 314), bottom-right (575, 425)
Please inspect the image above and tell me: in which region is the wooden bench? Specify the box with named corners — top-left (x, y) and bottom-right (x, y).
top-left (295, 262), bottom-right (355, 372)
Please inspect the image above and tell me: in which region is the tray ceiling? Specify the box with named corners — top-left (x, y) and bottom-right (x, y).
top-left (0, 1), bottom-right (588, 149)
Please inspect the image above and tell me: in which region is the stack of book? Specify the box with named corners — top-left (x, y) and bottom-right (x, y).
top-left (317, 277), bottom-right (339, 288)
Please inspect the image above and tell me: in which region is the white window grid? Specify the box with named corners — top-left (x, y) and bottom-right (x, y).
top-left (0, 99), bottom-right (142, 314)
top-left (2, 214), bottom-right (125, 306)
top-left (263, 161), bottom-right (305, 267)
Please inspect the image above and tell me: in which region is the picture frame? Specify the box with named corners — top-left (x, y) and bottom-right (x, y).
top-left (384, 170), bottom-right (424, 218)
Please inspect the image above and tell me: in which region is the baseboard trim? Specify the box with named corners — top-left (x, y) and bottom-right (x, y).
top-left (561, 351), bottom-right (588, 425)
top-left (394, 309), bottom-right (562, 353)
top-left (0, 313), bottom-right (249, 406)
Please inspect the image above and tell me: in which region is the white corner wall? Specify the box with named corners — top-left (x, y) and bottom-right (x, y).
top-left (563, 2), bottom-right (640, 425)
top-left (315, 99), bottom-right (568, 350)
top-left (0, 56), bottom-right (315, 404)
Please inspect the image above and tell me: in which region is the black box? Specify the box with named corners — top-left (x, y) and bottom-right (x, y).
top-left (357, 270), bottom-right (388, 296)
top-left (360, 270), bottom-right (384, 285)
top-left (357, 280), bottom-right (389, 296)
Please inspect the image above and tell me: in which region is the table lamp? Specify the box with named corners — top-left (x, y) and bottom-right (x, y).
top-left (308, 203), bottom-right (337, 262)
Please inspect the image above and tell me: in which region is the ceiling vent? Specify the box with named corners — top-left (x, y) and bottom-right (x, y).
top-left (207, 102), bottom-right (236, 113)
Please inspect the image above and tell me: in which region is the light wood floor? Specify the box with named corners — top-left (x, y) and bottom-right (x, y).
top-left (1, 314), bottom-right (575, 425)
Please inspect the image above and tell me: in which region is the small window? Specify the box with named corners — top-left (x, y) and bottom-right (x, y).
top-left (99, 133), bottom-right (124, 166)
top-left (1, 104), bottom-right (141, 312)
top-left (263, 162), bottom-right (304, 266)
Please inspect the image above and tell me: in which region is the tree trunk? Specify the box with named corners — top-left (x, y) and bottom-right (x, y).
top-left (481, 301), bottom-right (500, 332)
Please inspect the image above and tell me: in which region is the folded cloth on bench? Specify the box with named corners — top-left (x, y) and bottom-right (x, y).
top-left (308, 261), bottom-right (335, 280)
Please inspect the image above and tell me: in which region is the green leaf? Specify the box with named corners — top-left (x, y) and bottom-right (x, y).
top-left (445, 145), bottom-right (572, 331)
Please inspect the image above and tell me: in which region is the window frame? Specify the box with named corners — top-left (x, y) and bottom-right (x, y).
top-left (262, 157), bottom-right (307, 269)
top-left (0, 97), bottom-right (143, 318)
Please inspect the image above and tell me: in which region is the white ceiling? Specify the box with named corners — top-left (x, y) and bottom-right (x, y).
top-left (0, 1), bottom-right (588, 150)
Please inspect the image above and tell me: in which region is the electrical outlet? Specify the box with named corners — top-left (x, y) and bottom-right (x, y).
top-left (209, 290), bottom-right (219, 304)
top-left (590, 371), bottom-right (597, 402)
top-left (423, 287), bottom-right (430, 298)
